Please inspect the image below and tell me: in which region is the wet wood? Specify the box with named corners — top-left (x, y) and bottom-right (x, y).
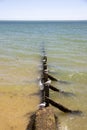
top-left (48, 74), bottom-right (58, 81)
top-left (41, 55), bottom-right (49, 107)
top-left (49, 85), bottom-right (60, 92)
top-left (44, 84), bottom-right (49, 107)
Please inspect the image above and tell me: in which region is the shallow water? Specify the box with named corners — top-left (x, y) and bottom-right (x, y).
top-left (0, 21), bottom-right (87, 130)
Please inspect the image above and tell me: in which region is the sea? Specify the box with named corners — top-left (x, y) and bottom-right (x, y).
top-left (0, 21), bottom-right (87, 130)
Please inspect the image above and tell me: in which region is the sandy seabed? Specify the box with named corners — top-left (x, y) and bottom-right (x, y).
top-left (0, 85), bottom-right (39, 130)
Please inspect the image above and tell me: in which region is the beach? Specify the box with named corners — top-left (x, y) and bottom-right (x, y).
top-left (0, 85), bottom-right (39, 130)
top-left (0, 21), bottom-right (87, 130)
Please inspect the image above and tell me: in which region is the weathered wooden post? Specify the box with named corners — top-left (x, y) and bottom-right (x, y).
top-left (26, 44), bottom-right (82, 130)
top-left (42, 56), bottom-right (49, 107)
top-left (26, 54), bottom-right (58, 130)
top-left (44, 70), bottom-right (49, 107)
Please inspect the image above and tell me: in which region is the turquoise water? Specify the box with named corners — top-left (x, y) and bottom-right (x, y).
top-left (0, 21), bottom-right (87, 130)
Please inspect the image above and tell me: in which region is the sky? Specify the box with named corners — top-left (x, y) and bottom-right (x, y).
top-left (0, 0), bottom-right (87, 20)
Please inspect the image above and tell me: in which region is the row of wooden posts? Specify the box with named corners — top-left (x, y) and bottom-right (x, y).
top-left (26, 45), bottom-right (82, 130)
top-left (39, 47), bottom-right (82, 114)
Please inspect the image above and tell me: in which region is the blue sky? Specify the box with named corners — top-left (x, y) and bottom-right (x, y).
top-left (0, 0), bottom-right (87, 20)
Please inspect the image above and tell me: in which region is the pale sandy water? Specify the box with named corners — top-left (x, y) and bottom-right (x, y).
top-left (0, 21), bottom-right (87, 130)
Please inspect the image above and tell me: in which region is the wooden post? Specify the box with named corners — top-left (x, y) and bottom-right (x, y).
top-left (40, 77), bottom-right (45, 103)
top-left (44, 72), bottom-right (49, 107)
top-left (42, 56), bottom-right (49, 107)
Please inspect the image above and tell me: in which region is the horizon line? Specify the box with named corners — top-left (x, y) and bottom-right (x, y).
top-left (0, 19), bottom-right (87, 22)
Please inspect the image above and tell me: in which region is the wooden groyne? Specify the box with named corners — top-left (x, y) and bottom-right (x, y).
top-left (26, 44), bottom-right (82, 130)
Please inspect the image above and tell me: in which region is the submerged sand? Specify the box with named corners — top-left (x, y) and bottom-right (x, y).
top-left (0, 85), bottom-right (39, 130)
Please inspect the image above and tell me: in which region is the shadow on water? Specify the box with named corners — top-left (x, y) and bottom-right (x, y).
top-left (48, 74), bottom-right (71, 85)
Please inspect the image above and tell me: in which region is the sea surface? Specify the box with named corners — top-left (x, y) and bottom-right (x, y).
top-left (0, 21), bottom-right (87, 130)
